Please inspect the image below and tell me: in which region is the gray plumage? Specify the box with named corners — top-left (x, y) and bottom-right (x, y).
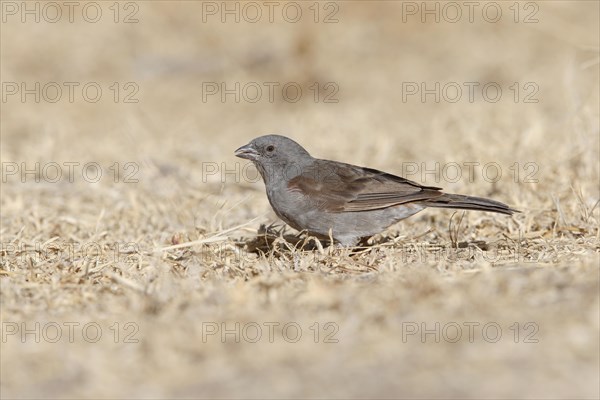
top-left (235, 134), bottom-right (518, 246)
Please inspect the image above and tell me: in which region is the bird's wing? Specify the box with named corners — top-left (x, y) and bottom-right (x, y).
top-left (287, 160), bottom-right (444, 212)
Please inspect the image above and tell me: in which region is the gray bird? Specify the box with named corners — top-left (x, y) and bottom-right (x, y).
top-left (235, 134), bottom-right (518, 246)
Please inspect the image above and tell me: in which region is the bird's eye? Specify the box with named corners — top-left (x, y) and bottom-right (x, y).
top-left (266, 145), bottom-right (275, 152)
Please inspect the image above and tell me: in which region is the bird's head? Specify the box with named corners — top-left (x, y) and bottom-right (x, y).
top-left (235, 134), bottom-right (313, 184)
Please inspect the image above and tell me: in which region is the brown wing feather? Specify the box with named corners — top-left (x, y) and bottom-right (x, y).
top-left (287, 160), bottom-right (443, 213)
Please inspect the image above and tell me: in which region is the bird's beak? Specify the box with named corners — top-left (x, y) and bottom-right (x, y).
top-left (234, 143), bottom-right (259, 160)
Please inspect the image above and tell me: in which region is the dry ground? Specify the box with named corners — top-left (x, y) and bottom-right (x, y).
top-left (1, 1), bottom-right (599, 399)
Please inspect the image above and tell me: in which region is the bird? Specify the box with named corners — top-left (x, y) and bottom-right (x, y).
top-left (234, 134), bottom-right (518, 246)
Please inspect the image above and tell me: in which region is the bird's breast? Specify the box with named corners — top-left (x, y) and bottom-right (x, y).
top-left (265, 185), bottom-right (301, 223)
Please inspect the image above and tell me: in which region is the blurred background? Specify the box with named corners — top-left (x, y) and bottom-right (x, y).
top-left (1, 1), bottom-right (599, 399)
top-left (3, 1), bottom-right (598, 191)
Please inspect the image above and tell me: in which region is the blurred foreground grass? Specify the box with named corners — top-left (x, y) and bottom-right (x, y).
top-left (1, 1), bottom-right (599, 399)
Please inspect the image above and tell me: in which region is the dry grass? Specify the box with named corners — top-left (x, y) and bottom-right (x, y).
top-left (1, 2), bottom-right (599, 399)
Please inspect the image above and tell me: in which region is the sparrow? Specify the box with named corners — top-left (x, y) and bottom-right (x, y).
top-left (235, 134), bottom-right (518, 246)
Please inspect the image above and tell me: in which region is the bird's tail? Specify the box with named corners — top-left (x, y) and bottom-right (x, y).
top-left (422, 193), bottom-right (519, 215)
